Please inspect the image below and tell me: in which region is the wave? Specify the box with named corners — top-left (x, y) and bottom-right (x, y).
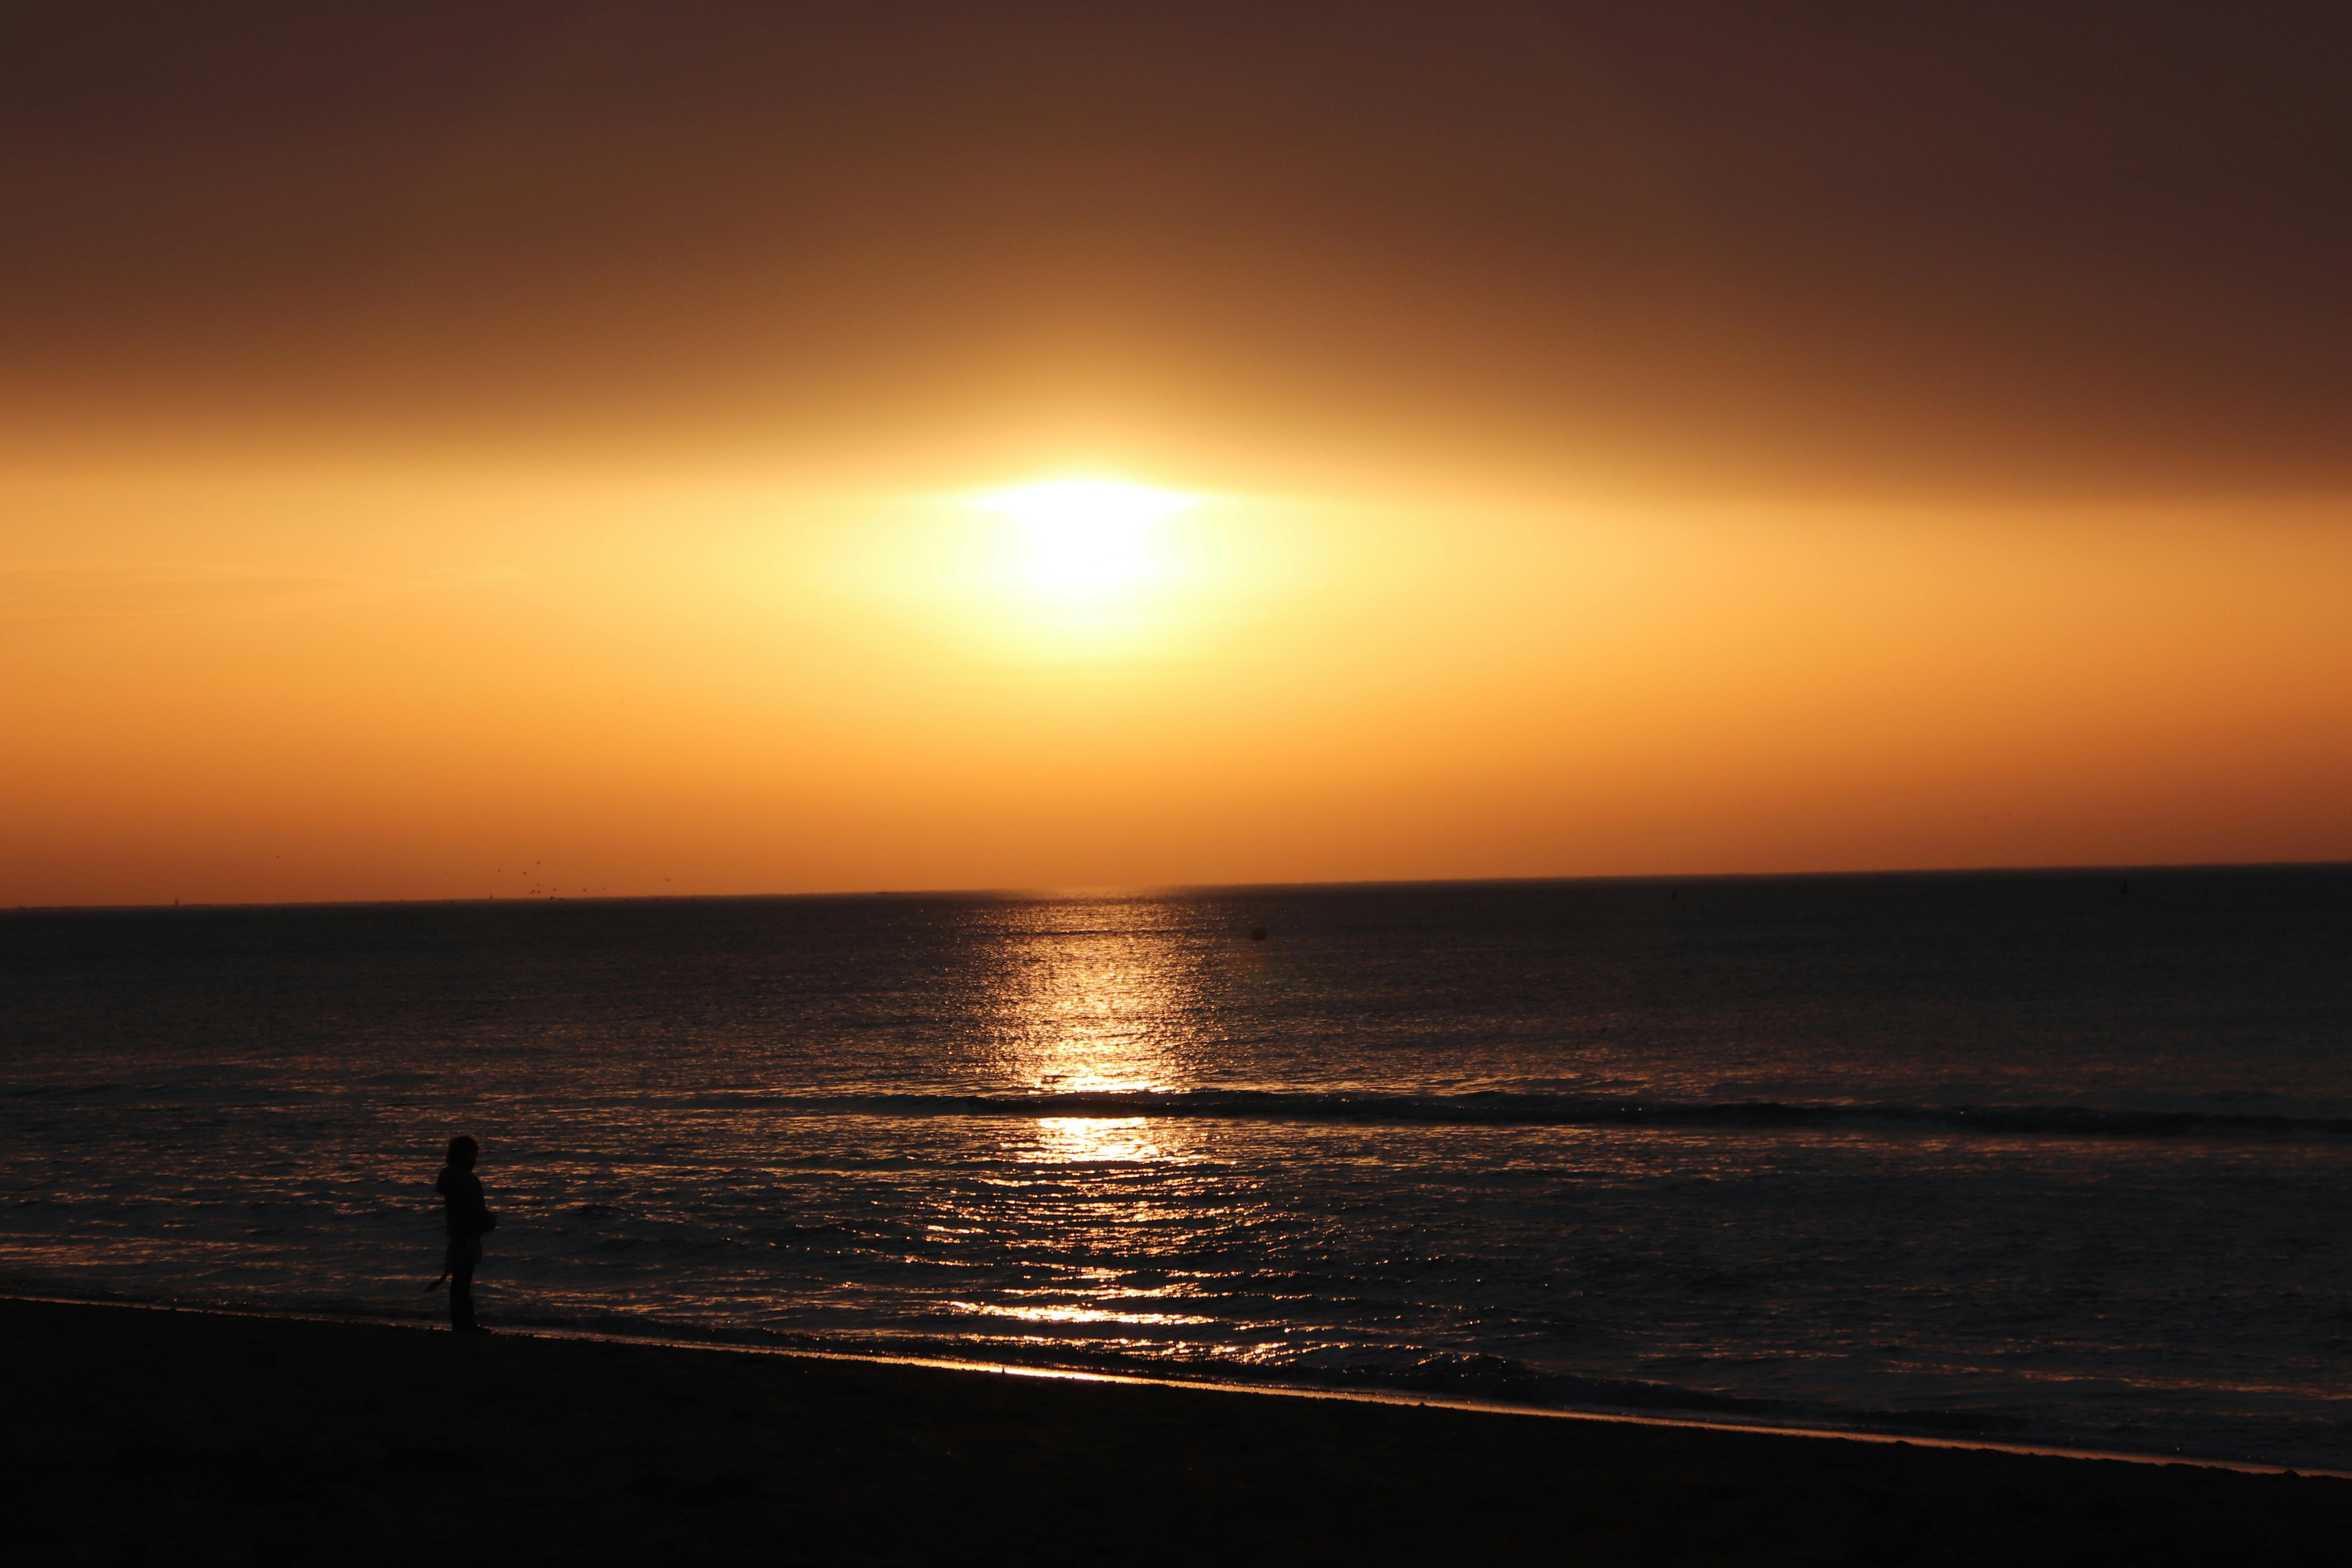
top-left (1, 1284), bottom-right (2042, 1443)
top-left (419, 1312), bottom-right (2039, 1438)
top-left (731, 1089), bottom-right (2352, 1139)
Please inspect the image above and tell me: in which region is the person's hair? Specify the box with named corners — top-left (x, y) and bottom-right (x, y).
top-left (445, 1135), bottom-right (479, 1168)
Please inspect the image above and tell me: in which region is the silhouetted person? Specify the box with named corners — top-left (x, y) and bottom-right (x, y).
top-left (431, 1135), bottom-right (497, 1331)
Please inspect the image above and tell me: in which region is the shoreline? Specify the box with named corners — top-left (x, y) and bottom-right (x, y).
top-left (15, 1292), bottom-right (2336, 1481)
top-left (10, 1296), bottom-right (2346, 1565)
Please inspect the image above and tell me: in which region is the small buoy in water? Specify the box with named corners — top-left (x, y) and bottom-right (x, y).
top-left (1249, 927), bottom-right (1267, 941)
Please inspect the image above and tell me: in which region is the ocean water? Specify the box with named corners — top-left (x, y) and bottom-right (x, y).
top-left (5, 869), bottom-right (2349, 1468)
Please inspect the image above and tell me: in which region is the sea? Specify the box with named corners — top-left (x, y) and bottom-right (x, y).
top-left (4, 868), bottom-right (2348, 1469)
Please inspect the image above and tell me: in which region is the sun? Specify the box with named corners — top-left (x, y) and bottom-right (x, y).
top-left (977, 480), bottom-right (1197, 594)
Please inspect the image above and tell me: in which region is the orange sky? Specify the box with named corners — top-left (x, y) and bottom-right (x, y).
top-left (5, 4), bottom-right (2348, 906)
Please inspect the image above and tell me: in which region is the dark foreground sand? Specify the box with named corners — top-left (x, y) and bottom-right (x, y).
top-left (5, 1299), bottom-right (2342, 1566)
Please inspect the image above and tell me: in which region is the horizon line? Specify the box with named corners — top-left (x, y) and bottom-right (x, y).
top-left (7, 857), bottom-right (2347, 916)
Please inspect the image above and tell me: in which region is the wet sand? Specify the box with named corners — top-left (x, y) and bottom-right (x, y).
top-left (5, 1298), bottom-right (2341, 1566)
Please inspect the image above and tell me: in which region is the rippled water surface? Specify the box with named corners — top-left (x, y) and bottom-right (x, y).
top-left (4, 869), bottom-right (2348, 1466)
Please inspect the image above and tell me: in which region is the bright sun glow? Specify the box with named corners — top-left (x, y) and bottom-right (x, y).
top-left (978, 480), bottom-right (1197, 593)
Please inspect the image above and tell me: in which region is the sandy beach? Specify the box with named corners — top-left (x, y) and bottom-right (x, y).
top-left (6, 1298), bottom-right (2342, 1566)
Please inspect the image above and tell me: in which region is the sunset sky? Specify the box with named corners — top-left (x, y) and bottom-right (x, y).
top-left (6, 2), bottom-right (2348, 906)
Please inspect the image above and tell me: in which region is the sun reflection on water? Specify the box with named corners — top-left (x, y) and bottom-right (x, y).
top-left (946, 1300), bottom-right (1220, 1327)
top-left (1031, 1116), bottom-right (1165, 1164)
top-left (927, 899), bottom-right (1256, 1347)
top-left (976, 899), bottom-right (1215, 1099)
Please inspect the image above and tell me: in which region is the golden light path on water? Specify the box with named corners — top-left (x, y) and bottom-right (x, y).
top-left (975, 896), bottom-right (1216, 1099)
top-left (938, 898), bottom-right (1277, 1347)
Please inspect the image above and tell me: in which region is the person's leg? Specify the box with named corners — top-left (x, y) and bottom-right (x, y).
top-left (444, 1234), bottom-right (480, 1329)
